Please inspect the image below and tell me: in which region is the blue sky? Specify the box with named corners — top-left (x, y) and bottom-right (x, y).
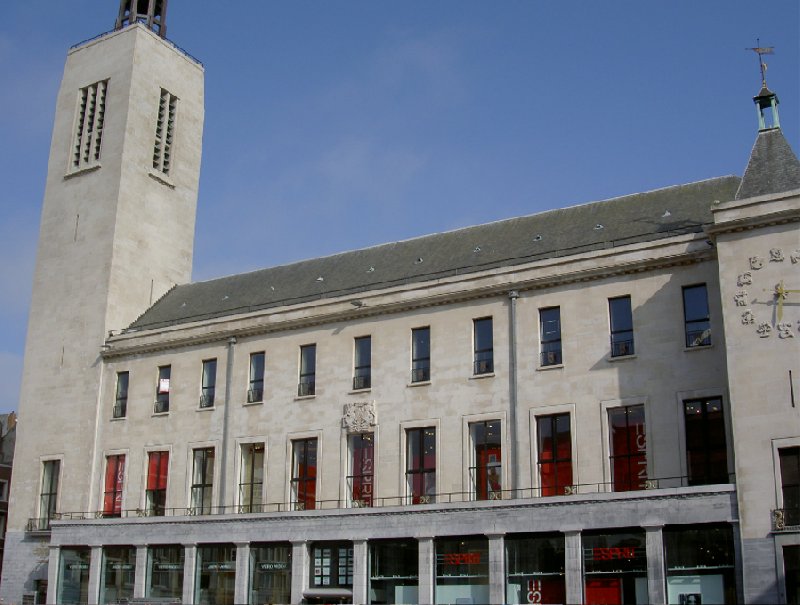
top-left (0, 1), bottom-right (798, 413)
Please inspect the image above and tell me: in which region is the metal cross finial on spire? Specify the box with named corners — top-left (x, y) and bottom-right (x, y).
top-left (746, 39), bottom-right (774, 88)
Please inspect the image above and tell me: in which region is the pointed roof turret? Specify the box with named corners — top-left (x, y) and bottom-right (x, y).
top-left (115, 0), bottom-right (168, 38)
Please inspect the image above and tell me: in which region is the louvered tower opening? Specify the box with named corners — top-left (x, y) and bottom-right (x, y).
top-left (115, 0), bottom-right (168, 38)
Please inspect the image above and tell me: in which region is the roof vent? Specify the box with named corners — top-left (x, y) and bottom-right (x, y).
top-left (594, 224), bottom-right (604, 230)
top-left (532, 234), bottom-right (543, 242)
top-left (316, 276), bottom-right (324, 282)
top-left (414, 257), bottom-right (424, 264)
top-left (473, 246), bottom-right (481, 253)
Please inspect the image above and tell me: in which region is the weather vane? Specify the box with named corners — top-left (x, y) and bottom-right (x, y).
top-left (746, 39), bottom-right (774, 88)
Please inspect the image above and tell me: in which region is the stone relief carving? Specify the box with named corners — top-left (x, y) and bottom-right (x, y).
top-left (756, 322), bottom-right (772, 338)
top-left (741, 309), bottom-right (754, 325)
top-left (733, 291), bottom-right (748, 307)
top-left (749, 256), bottom-right (764, 270)
top-left (769, 248), bottom-right (784, 262)
top-left (791, 250), bottom-right (800, 264)
top-left (737, 272), bottom-right (752, 286)
top-left (777, 322), bottom-right (795, 339)
top-left (343, 401), bottom-right (377, 433)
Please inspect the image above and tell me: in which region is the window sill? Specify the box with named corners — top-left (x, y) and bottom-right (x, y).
top-left (469, 372), bottom-right (495, 380)
top-left (684, 344), bottom-right (713, 352)
top-left (110, 416), bottom-right (126, 422)
top-left (349, 387), bottom-right (372, 395)
top-left (294, 395), bottom-right (316, 401)
top-left (148, 169), bottom-right (176, 189)
top-left (151, 411), bottom-right (169, 417)
top-left (243, 400), bottom-right (263, 407)
top-left (64, 163), bottom-right (101, 179)
top-left (536, 363), bottom-right (564, 372)
top-left (197, 406), bottom-right (215, 412)
top-left (407, 380), bottom-right (431, 388)
top-left (607, 354), bottom-right (637, 362)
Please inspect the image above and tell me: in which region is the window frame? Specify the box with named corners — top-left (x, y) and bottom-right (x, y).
top-left (347, 432), bottom-right (374, 507)
top-left (113, 371), bottom-right (129, 419)
top-left (470, 420), bottom-right (502, 500)
top-left (682, 283), bottom-right (711, 348)
top-left (310, 541), bottom-right (354, 589)
top-left (102, 454), bottom-right (126, 518)
top-left (608, 295), bottom-right (635, 357)
top-left (199, 358), bottom-right (217, 408)
top-left (473, 317), bottom-right (494, 375)
top-left (248, 352), bottom-right (265, 403)
top-left (189, 447), bottom-right (215, 514)
top-left (145, 450), bottom-right (169, 516)
top-left (539, 307), bottom-right (562, 367)
top-left (405, 426), bottom-right (436, 504)
top-left (70, 79), bottom-right (108, 171)
top-left (290, 437), bottom-right (318, 510)
top-left (155, 365), bottom-right (171, 413)
top-left (353, 336), bottom-right (372, 390)
top-left (683, 397), bottom-right (729, 486)
top-left (238, 442), bottom-right (265, 513)
top-left (298, 344), bottom-right (316, 397)
top-left (607, 404), bottom-right (647, 491)
top-left (411, 327), bottom-right (431, 383)
top-left (38, 458), bottom-right (62, 529)
top-left (536, 412), bottom-right (573, 496)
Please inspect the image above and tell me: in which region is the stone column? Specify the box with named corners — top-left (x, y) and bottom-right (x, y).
top-left (182, 544), bottom-right (197, 605)
top-left (46, 545), bottom-right (60, 605)
top-left (564, 530), bottom-right (583, 605)
top-left (352, 539), bottom-right (369, 605)
top-left (88, 545), bottom-right (103, 604)
top-left (732, 522), bottom-right (744, 605)
top-left (291, 541), bottom-right (308, 605)
top-left (134, 545), bottom-right (148, 598)
top-left (645, 525), bottom-right (666, 604)
top-left (417, 537), bottom-right (435, 605)
top-left (234, 542), bottom-right (250, 605)
top-left (487, 534), bottom-right (505, 605)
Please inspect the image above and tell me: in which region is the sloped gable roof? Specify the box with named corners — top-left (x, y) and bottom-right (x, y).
top-left (736, 128), bottom-right (800, 200)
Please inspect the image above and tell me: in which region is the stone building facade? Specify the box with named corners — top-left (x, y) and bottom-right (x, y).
top-left (1, 6), bottom-right (799, 605)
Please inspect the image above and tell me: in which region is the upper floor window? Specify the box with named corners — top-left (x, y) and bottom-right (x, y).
top-left (470, 420), bottom-right (501, 500)
top-left (684, 397), bottom-right (728, 485)
top-left (539, 307), bottom-right (562, 366)
top-left (71, 80), bottom-right (108, 170)
top-left (348, 433), bottom-right (374, 507)
top-left (411, 327), bottom-right (431, 383)
top-left (779, 447), bottom-right (800, 526)
top-left (406, 427), bottom-right (436, 504)
top-left (155, 365), bottom-right (171, 413)
top-left (239, 443), bottom-right (264, 513)
top-left (537, 413), bottom-right (572, 496)
top-left (291, 438), bottom-right (317, 510)
top-left (298, 345), bottom-right (316, 397)
top-left (200, 359), bottom-right (217, 408)
top-left (683, 284), bottom-right (711, 347)
top-left (152, 88), bottom-right (177, 176)
top-left (0, 479), bottom-right (7, 501)
top-left (608, 405), bottom-right (647, 491)
top-left (103, 454), bottom-right (126, 518)
top-left (473, 317), bottom-right (494, 375)
top-left (311, 542), bottom-right (353, 589)
top-left (248, 352), bottom-right (265, 403)
top-left (113, 371), bottom-right (129, 419)
top-left (190, 447), bottom-right (215, 514)
top-left (609, 296), bottom-right (634, 357)
top-left (39, 460), bottom-right (61, 529)
top-left (353, 336), bottom-right (372, 390)
top-left (146, 451), bottom-right (169, 516)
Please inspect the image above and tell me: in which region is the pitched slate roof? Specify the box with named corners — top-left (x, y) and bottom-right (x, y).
top-left (128, 176), bottom-right (740, 331)
top-left (736, 128), bottom-right (800, 200)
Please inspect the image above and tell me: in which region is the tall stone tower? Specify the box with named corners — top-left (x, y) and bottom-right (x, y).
top-left (1, 2), bottom-right (204, 599)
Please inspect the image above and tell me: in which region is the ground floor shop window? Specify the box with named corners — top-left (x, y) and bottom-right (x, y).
top-left (505, 533), bottom-right (565, 604)
top-left (786, 546), bottom-right (800, 605)
top-left (58, 547), bottom-right (90, 605)
top-left (195, 544), bottom-right (236, 605)
top-left (583, 530), bottom-right (647, 604)
top-left (147, 545), bottom-right (184, 599)
top-left (664, 525), bottom-right (735, 604)
top-left (369, 539), bottom-right (418, 604)
top-left (250, 543), bottom-right (292, 605)
top-left (435, 536), bottom-right (489, 605)
top-left (311, 541), bottom-right (354, 588)
top-left (100, 546), bottom-right (135, 604)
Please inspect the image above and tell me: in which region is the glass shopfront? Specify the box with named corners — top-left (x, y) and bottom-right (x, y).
top-left (583, 531), bottom-right (647, 604)
top-left (250, 543), bottom-right (292, 605)
top-left (58, 547), bottom-right (90, 604)
top-left (664, 525), bottom-right (736, 604)
top-left (195, 544), bottom-right (236, 605)
top-left (369, 539), bottom-right (418, 604)
top-left (100, 546), bottom-right (135, 604)
top-left (435, 536), bottom-right (489, 605)
top-left (147, 545), bottom-right (184, 599)
top-left (505, 533), bottom-right (566, 604)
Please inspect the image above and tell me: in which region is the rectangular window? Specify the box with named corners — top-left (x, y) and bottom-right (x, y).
top-left (298, 345), bottom-right (316, 397)
top-left (435, 536), bottom-right (489, 604)
top-left (505, 533), bottom-right (566, 605)
top-left (103, 454), bottom-right (126, 518)
top-left (406, 427), bottom-right (436, 504)
top-left (190, 448), bottom-right (215, 514)
top-left (239, 443), bottom-right (265, 513)
top-left (100, 546), bottom-right (136, 604)
top-left (311, 542), bottom-right (353, 588)
top-left (664, 525), bottom-right (736, 604)
top-left (147, 545), bottom-right (184, 599)
top-left (291, 438), bottom-right (317, 510)
top-left (780, 447), bottom-right (800, 527)
top-left (113, 371), bottom-right (129, 419)
top-left (539, 307), bottom-right (562, 366)
top-left (348, 433), bottom-right (374, 507)
top-left (473, 317), bottom-right (494, 375)
top-left (537, 414), bottom-right (572, 496)
top-left (152, 89), bottom-right (177, 175)
top-left (250, 543), bottom-right (292, 605)
top-left (195, 544), bottom-right (236, 605)
top-left (471, 420), bottom-right (502, 500)
top-left (583, 530), bottom-right (647, 603)
top-left (353, 336), bottom-right (372, 390)
top-left (248, 352), bottom-right (265, 403)
top-left (608, 405), bottom-right (647, 491)
top-left (38, 460), bottom-right (60, 530)
top-left (155, 365), bottom-right (171, 413)
top-left (146, 451), bottom-right (169, 516)
top-left (411, 327), bottom-right (431, 382)
top-left (58, 547), bottom-right (91, 605)
top-left (683, 284), bottom-right (711, 347)
top-left (684, 397), bottom-right (729, 485)
top-left (200, 359), bottom-right (217, 408)
top-left (72, 80), bottom-right (108, 169)
top-left (369, 539), bottom-right (418, 605)
top-left (609, 296), bottom-right (634, 357)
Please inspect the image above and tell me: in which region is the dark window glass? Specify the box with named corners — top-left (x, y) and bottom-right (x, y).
top-left (291, 438), bottom-right (317, 510)
top-left (406, 427), bottom-right (436, 503)
top-left (537, 414), bottom-right (572, 496)
top-left (155, 365), bottom-right (171, 413)
top-left (195, 544), bottom-right (236, 605)
top-left (609, 405), bottom-right (647, 491)
top-left (473, 317), bottom-right (494, 374)
top-left (311, 541), bottom-right (353, 588)
top-left (505, 534), bottom-right (566, 605)
top-left (114, 372), bottom-right (129, 418)
top-left (435, 536), bottom-right (489, 603)
top-left (298, 345), bottom-right (316, 396)
top-left (58, 547), bottom-right (91, 605)
top-left (369, 539), bottom-right (418, 604)
top-left (411, 327), bottom-right (431, 382)
top-left (349, 433), bottom-right (374, 507)
top-left (147, 545), bottom-right (184, 599)
top-left (684, 398), bottom-right (729, 485)
top-left (540, 307), bottom-right (562, 366)
top-left (100, 546), bottom-right (135, 604)
top-left (353, 336), bottom-right (372, 390)
top-left (248, 352), bottom-right (265, 403)
top-left (609, 296), bottom-right (635, 357)
top-left (200, 359), bottom-right (217, 408)
top-left (250, 543), bottom-right (292, 605)
top-left (239, 443), bottom-right (264, 513)
top-left (103, 454), bottom-right (125, 517)
top-left (39, 460), bottom-right (60, 529)
top-left (190, 448), bottom-right (215, 514)
top-left (471, 420), bottom-right (501, 500)
top-left (146, 451), bottom-right (169, 516)
top-left (664, 525), bottom-right (736, 604)
top-left (785, 546), bottom-right (800, 605)
top-left (583, 530), bottom-right (647, 603)
top-left (683, 284), bottom-right (711, 347)
top-left (780, 447), bottom-right (800, 526)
